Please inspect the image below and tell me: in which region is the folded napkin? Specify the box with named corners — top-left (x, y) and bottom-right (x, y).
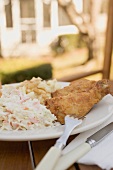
top-left (62, 94), bottom-right (113, 170)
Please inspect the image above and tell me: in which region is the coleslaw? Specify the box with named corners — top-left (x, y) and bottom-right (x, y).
top-left (0, 85), bottom-right (60, 130)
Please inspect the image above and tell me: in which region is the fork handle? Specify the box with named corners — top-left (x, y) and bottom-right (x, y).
top-left (35, 146), bottom-right (61, 170)
top-left (53, 143), bottom-right (91, 170)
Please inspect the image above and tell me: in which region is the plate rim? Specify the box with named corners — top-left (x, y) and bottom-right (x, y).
top-left (0, 82), bottom-right (113, 141)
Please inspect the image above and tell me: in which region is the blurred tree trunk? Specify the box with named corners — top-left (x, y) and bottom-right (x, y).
top-left (58, 0), bottom-right (103, 62)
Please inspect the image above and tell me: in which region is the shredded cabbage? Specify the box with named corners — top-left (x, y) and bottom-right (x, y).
top-left (0, 85), bottom-right (60, 130)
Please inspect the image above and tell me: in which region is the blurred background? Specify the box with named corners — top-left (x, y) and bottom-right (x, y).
top-left (0, 0), bottom-right (113, 84)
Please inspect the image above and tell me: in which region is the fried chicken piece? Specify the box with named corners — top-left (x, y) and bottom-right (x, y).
top-left (46, 79), bottom-right (110, 124)
top-left (52, 79), bottom-right (96, 97)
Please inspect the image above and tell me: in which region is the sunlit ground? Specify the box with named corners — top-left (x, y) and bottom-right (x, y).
top-left (0, 46), bottom-right (112, 83)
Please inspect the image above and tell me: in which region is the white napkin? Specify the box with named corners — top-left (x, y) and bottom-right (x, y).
top-left (62, 94), bottom-right (113, 170)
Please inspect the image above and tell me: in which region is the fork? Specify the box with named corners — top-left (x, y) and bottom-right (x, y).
top-left (35, 115), bottom-right (82, 170)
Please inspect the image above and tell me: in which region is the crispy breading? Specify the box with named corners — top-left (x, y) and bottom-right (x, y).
top-left (52, 79), bottom-right (96, 97)
top-left (46, 79), bottom-right (110, 124)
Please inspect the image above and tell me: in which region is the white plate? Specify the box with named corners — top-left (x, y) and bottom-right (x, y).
top-left (0, 83), bottom-right (113, 141)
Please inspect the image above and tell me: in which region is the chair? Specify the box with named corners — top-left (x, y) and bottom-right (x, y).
top-left (58, 0), bottom-right (113, 82)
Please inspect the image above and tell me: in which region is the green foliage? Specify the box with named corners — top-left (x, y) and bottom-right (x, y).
top-left (50, 34), bottom-right (86, 55)
top-left (0, 63), bottom-right (52, 84)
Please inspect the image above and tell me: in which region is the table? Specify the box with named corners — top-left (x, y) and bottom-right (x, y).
top-left (0, 81), bottom-right (113, 170)
top-left (0, 138), bottom-right (102, 170)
